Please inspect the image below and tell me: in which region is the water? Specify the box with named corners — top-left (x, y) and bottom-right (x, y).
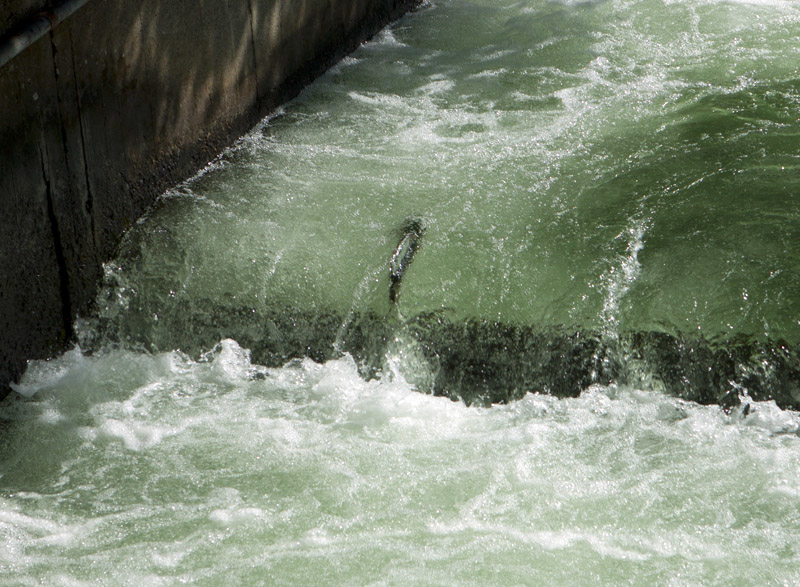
top-left (3, 0), bottom-right (800, 583)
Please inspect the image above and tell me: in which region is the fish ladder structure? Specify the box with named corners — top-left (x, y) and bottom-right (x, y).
top-left (0, 0), bottom-right (421, 398)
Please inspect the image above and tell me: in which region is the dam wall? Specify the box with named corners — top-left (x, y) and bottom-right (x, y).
top-left (0, 0), bottom-right (419, 398)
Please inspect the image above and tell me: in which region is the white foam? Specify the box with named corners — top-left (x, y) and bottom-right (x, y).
top-left (97, 418), bottom-right (171, 451)
top-left (667, 0), bottom-right (797, 9)
top-left (150, 550), bottom-right (187, 569)
top-left (10, 347), bottom-right (86, 398)
top-left (2, 342), bottom-right (799, 583)
top-left (0, 509), bottom-right (63, 536)
top-left (742, 400), bottom-right (800, 435)
top-left (208, 507), bottom-right (269, 527)
top-left (547, 0), bottom-right (606, 6)
top-left (372, 28), bottom-right (408, 48)
top-left (203, 338), bottom-right (263, 383)
top-left (600, 217), bottom-right (650, 332)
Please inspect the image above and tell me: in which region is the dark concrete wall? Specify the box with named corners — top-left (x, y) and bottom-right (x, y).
top-left (0, 0), bottom-right (419, 397)
top-left (0, 1), bottom-right (48, 40)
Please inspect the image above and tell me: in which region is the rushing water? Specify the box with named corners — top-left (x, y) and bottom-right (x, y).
top-left (3, 0), bottom-right (800, 583)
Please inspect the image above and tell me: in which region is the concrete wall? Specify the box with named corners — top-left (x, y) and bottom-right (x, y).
top-left (0, 0), bottom-right (419, 398)
top-left (0, 0), bottom-right (47, 41)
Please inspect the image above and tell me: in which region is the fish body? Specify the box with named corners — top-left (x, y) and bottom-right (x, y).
top-left (389, 218), bottom-right (425, 304)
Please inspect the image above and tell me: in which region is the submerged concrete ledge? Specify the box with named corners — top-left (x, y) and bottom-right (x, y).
top-left (0, 0), bottom-right (420, 398)
top-left (82, 294), bottom-right (800, 411)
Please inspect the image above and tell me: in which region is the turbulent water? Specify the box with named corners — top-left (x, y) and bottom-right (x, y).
top-left (3, 0), bottom-right (800, 583)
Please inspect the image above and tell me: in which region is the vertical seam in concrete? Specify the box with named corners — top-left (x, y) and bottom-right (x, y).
top-left (45, 29), bottom-right (75, 344)
top-left (39, 141), bottom-right (74, 345)
top-left (246, 0), bottom-right (261, 101)
top-left (67, 24), bottom-right (96, 250)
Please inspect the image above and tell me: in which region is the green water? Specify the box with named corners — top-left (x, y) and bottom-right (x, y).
top-left (98, 0), bottom-right (800, 343)
top-left (2, 0), bottom-right (800, 583)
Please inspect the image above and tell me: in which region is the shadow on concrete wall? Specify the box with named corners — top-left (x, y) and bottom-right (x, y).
top-left (0, 0), bottom-right (49, 40)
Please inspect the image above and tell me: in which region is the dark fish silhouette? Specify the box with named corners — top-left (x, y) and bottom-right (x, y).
top-left (389, 217), bottom-right (425, 304)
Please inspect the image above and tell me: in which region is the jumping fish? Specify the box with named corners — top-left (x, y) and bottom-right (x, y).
top-left (389, 217), bottom-right (425, 304)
